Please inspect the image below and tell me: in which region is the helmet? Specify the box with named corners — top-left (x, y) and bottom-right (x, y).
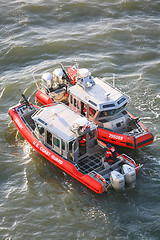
top-left (107, 143), bottom-right (112, 148)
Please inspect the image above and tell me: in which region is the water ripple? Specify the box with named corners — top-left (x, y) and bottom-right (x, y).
top-left (0, 0), bottom-right (160, 239)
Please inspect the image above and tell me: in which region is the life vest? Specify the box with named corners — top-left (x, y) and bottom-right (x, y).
top-left (79, 135), bottom-right (86, 146)
top-left (105, 146), bottom-right (117, 162)
top-left (106, 151), bottom-right (112, 159)
top-left (89, 107), bottom-right (95, 117)
top-left (83, 108), bottom-right (87, 114)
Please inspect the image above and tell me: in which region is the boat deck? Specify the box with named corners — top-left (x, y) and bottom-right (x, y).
top-left (77, 152), bottom-right (103, 174)
top-left (77, 151), bottom-right (124, 184)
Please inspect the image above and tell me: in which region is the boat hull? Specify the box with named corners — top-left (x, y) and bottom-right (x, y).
top-left (8, 104), bottom-right (104, 194)
top-left (97, 126), bottom-right (153, 149)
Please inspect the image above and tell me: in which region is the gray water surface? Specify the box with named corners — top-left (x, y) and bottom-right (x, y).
top-left (0, 1), bottom-right (160, 239)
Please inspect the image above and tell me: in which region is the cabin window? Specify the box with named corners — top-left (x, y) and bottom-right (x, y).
top-left (99, 109), bottom-right (116, 117)
top-left (37, 124), bottom-right (44, 136)
top-left (74, 140), bottom-right (78, 151)
top-left (116, 123), bottom-right (121, 127)
top-left (37, 118), bottom-right (47, 126)
top-left (89, 107), bottom-right (96, 117)
top-left (81, 102), bottom-right (87, 116)
top-left (122, 110), bottom-right (127, 115)
top-left (69, 141), bottom-right (72, 151)
top-left (62, 140), bottom-right (65, 150)
top-left (88, 100), bottom-right (97, 107)
top-left (116, 103), bottom-right (127, 114)
top-left (70, 95), bottom-right (73, 104)
top-left (53, 137), bottom-right (60, 148)
top-left (77, 100), bottom-right (79, 109)
top-left (74, 98), bottom-right (79, 109)
top-left (47, 131), bottom-right (52, 146)
top-left (103, 104), bottom-right (115, 108)
top-left (117, 97), bottom-right (126, 105)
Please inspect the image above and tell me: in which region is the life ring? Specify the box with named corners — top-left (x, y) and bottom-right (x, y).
top-left (96, 174), bottom-right (106, 185)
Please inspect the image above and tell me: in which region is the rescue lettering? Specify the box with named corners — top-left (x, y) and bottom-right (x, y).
top-left (33, 140), bottom-right (63, 165)
top-left (40, 146), bottom-right (51, 157)
top-left (51, 155), bottom-right (63, 165)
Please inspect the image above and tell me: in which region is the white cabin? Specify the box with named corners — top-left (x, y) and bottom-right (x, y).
top-left (68, 71), bottom-right (130, 133)
top-left (32, 104), bottom-right (98, 162)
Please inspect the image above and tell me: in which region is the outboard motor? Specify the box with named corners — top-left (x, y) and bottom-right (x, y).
top-left (53, 68), bottom-right (65, 86)
top-left (41, 72), bottom-right (53, 90)
top-left (122, 164), bottom-right (136, 185)
top-left (110, 170), bottom-right (125, 191)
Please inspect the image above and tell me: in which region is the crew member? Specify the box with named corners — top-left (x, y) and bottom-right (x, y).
top-left (79, 135), bottom-right (86, 147)
top-left (79, 135), bottom-right (86, 155)
top-left (105, 143), bottom-right (117, 164)
top-left (83, 105), bottom-right (87, 116)
top-left (81, 102), bottom-right (87, 116)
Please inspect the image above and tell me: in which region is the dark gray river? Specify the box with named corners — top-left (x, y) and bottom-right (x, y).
top-left (0, 1), bottom-right (160, 239)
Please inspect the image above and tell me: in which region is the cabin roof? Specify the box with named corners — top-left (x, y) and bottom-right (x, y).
top-left (69, 77), bottom-right (129, 111)
top-left (32, 104), bottom-right (96, 142)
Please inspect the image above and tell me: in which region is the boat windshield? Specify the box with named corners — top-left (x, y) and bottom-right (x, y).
top-left (116, 104), bottom-right (126, 114)
top-left (97, 103), bottom-right (127, 118)
top-left (37, 124), bottom-right (44, 136)
top-left (98, 109), bottom-right (116, 117)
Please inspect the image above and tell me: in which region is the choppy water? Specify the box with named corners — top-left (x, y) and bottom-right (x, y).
top-left (0, 1), bottom-right (160, 239)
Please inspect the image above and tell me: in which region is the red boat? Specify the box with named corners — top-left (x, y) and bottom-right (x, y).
top-left (35, 63), bottom-right (153, 149)
top-left (8, 95), bottom-right (142, 194)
